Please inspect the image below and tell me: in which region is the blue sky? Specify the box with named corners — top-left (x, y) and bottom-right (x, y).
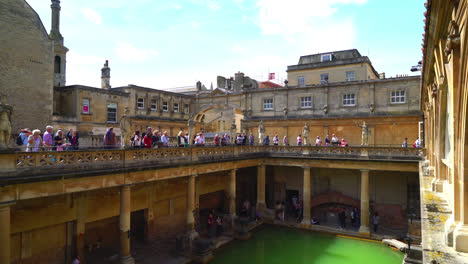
top-left (27, 0), bottom-right (426, 90)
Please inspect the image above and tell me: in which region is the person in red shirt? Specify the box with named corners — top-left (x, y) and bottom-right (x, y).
top-left (143, 128), bottom-right (153, 149)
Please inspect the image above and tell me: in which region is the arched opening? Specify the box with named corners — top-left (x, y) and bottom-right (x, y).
top-left (193, 104), bottom-right (244, 134)
top-left (54, 55), bottom-right (61, 74)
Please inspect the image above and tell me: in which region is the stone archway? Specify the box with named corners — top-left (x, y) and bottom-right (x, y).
top-left (188, 104), bottom-right (245, 142)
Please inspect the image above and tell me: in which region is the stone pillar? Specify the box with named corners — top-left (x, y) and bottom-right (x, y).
top-left (301, 167), bottom-right (311, 227)
top-left (120, 185), bottom-right (134, 264)
top-left (257, 165), bottom-right (266, 215)
top-left (187, 175), bottom-right (196, 233)
top-left (454, 175), bottom-right (468, 252)
top-left (0, 202), bottom-right (11, 264)
top-left (76, 193), bottom-right (87, 264)
top-left (359, 169), bottom-right (370, 237)
top-left (229, 169), bottom-right (237, 216)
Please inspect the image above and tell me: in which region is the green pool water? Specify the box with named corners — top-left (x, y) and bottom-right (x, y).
top-left (211, 225), bottom-right (404, 264)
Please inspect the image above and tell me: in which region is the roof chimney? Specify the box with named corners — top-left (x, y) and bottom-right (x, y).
top-left (101, 60), bottom-right (111, 89)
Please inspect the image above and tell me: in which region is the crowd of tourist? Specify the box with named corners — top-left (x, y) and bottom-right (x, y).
top-left (14, 125), bottom-right (422, 152)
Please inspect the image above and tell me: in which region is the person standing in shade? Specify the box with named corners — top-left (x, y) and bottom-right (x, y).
top-left (283, 136), bottom-right (289, 146)
top-left (103, 127), bottom-right (117, 149)
top-left (216, 215), bottom-right (223, 237)
top-left (373, 212), bottom-right (380, 233)
top-left (43, 125), bottom-right (54, 150)
top-left (263, 135), bottom-right (270, 146)
top-left (207, 213), bottom-right (214, 238)
top-left (402, 137), bottom-right (408, 148)
top-left (249, 133), bottom-right (255, 146)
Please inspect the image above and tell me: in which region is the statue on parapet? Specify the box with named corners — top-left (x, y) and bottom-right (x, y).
top-left (302, 123), bottom-right (310, 145)
top-left (119, 108), bottom-right (131, 147)
top-left (258, 120), bottom-right (265, 144)
top-left (0, 97), bottom-right (12, 149)
top-left (356, 121), bottom-right (369, 146)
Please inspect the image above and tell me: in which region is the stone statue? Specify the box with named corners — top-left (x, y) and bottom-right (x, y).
top-left (119, 108), bottom-right (131, 147)
top-left (357, 121), bottom-right (369, 146)
top-left (302, 123), bottom-right (310, 145)
top-left (0, 102), bottom-right (12, 149)
top-left (258, 120), bottom-right (265, 143)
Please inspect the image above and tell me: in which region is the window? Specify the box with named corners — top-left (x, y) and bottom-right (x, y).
top-left (343, 94), bottom-right (356, 106)
top-left (107, 103), bottom-right (117, 122)
top-left (82, 99), bottom-right (90, 114)
top-left (137, 98), bottom-right (144, 109)
top-left (54, 56), bottom-right (61, 74)
top-left (321, 54), bottom-right (332, 62)
top-left (162, 102), bottom-right (168, 111)
top-left (151, 100), bottom-right (157, 111)
top-left (301, 96), bottom-right (312, 108)
top-left (391, 90), bottom-right (405, 103)
top-left (174, 103), bottom-right (179, 112)
top-left (346, 71), bottom-right (355, 81)
top-left (320, 73), bottom-right (329, 84)
top-left (298, 76), bottom-right (305, 87)
top-left (263, 99), bottom-right (273, 110)
top-left (184, 104), bottom-right (190, 114)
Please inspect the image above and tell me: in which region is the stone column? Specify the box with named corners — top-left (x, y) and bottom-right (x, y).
top-left (76, 193), bottom-right (87, 263)
top-left (187, 175), bottom-right (196, 233)
top-left (120, 185), bottom-right (134, 264)
top-left (359, 169), bottom-right (370, 237)
top-left (0, 202), bottom-right (11, 264)
top-left (229, 169), bottom-right (237, 216)
top-left (257, 165), bottom-right (266, 215)
top-left (454, 174), bottom-right (468, 252)
top-left (301, 167), bottom-right (311, 227)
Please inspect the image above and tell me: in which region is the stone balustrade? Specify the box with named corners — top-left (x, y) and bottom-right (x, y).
top-left (0, 146), bottom-right (425, 178)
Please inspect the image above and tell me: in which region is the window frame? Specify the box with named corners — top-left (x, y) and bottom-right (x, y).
top-left (297, 76), bottom-right (305, 87)
top-left (342, 93), bottom-right (356, 106)
top-left (137, 98), bottom-right (145, 109)
top-left (346, 71), bottom-right (355, 82)
top-left (174, 103), bottom-right (179, 113)
top-left (321, 54), bottom-right (332, 62)
top-left (391, 90), bottom-right (406, 104)
top-left (82, 98), bottom-right (90, 114)
top-left (107, 103), bottom-right (118, 123)
top-left (300, 96), bottom-right (312, 109)
top-left (162, 101), bottom-right (169, 112)
top-left (263, 98), bottom-right (274, 111)
top-left (184, 104), bottom-right (190, 114)
top-left (320, 73), bottom-right (329, 84)
top-left (150, 99), bottom-right (157, 111)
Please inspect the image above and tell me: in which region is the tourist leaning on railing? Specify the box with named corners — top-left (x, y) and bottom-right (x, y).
top-left (273, 134), bottom-right (279, 146)
top-left (26, 129), bottom-right (42, 152)
top-left (283, 136), bottom-right (289, 146)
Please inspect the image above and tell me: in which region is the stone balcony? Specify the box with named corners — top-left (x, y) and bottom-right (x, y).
top-left (0, 146), bottom-right (425, 180)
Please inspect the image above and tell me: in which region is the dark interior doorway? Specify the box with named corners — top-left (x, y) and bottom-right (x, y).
top-left (131, 209), bottom-right (146, 242)
top-left (286, 189), bottom-right (299, 215)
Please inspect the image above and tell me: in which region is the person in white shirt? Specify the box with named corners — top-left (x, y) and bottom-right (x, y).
top-left (297, 135), bottom-right (302, 146)
top-left (273, 134), bottom-right (279, 146)
top-left (161, 131), bottom-right (169, 147)
top-left (414, 137), bottom-right (420, 148)
top-left (315, 136), bottom-right (322, 146)
top-left (199, 133), bottom-right (205, 146)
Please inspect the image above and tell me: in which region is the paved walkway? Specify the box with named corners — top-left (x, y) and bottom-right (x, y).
top-left (419, 162), bottom-right (468, 264)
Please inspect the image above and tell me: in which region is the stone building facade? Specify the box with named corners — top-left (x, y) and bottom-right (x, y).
top-left (420, 0), bottom-right (468, 262)
top-left (0, 0), bottom-right (55, 133)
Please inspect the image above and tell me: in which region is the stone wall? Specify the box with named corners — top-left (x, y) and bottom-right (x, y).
top-left (0, 0), bottom-right (54, 135)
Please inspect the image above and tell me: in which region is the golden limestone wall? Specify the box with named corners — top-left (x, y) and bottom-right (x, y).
top-left (244, 115), bottom-right (420, 146)
top-left (0, 0), bottom-right (54, 133)
top-left (8, 172), bottom-right (229, 264)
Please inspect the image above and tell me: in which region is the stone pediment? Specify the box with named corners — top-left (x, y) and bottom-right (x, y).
top-left (210, 88), bottom-right (230, 96)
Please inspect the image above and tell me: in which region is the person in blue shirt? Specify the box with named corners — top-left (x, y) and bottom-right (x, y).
top-left (263, 135), bottom-right (270, 146)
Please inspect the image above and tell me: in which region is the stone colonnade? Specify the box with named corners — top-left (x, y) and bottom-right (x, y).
top-left (0, 165), bottom-right (377, 264)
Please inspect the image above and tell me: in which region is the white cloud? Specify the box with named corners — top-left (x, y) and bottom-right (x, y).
top-left (231, 44), bottom-right (244, 53)
top-left (114, 42), bottom-right (159, 63)
top-left (207, 1), bottom-right (221, 10)
top-left (255, 0), bottom-right (365, 52)
top-left (80, 8), bottom-right (103, 25)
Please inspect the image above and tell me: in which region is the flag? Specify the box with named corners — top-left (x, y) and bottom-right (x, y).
top-left (268, 73), bottom-right (275, 80)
